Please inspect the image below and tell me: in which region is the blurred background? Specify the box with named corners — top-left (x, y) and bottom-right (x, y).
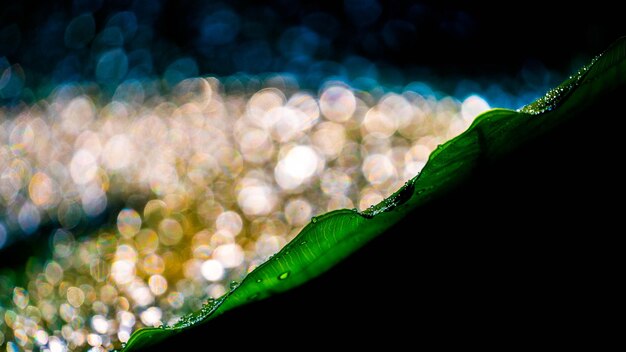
top-left (0, 1), bottom-right (623, 351)
top-left (2, 1), bottom-right (622, 106)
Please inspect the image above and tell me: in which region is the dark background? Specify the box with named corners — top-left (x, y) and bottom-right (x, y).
top-left (1, 1), bottom-right (624, 101)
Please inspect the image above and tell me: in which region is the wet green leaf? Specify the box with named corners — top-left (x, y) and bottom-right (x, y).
top-left (121, 37), bottom-right (626, 351)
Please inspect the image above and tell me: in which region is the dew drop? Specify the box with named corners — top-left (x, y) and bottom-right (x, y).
top-left (278, 272), bottom-right (290, 280)
top-left (361, 212), bottom-right (374, 219)
top-left (256, 278), bottom-right (262, 283)
top-left (311, 216), bottom-right (318, 223)
top-left (229, 281), bottom-right (239, 290)
top-left (300, 240), bottom-right (307, 245)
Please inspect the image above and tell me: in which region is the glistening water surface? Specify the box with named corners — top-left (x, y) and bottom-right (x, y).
top-left (0, 77), bottom-right (491, 351)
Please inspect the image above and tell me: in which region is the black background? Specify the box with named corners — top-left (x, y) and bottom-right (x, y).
top-left (1, 1), bottom-right (624, 83)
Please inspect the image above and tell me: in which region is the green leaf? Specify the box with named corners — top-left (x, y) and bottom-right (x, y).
top-left (120, 37), bottom-right (626, 351)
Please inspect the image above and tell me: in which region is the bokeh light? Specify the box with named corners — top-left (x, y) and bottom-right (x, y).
top-left (0, 77), bottom-right (493, 349)
top-left (0, 2), bottom-right (560, 351)
top-left (0, 77), bottom-right (489, 349)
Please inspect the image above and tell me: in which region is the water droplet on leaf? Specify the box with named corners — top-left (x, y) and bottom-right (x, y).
top-left (278, 272), bottom-right (290, 280)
